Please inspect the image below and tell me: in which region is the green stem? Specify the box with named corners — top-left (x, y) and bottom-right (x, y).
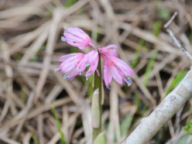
top-left (92, 57), bottom-right (103, 141)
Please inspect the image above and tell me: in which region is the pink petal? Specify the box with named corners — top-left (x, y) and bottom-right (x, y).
top-left (86, 59), bottom-right (98, 77)
top-left (112, 57), bottom-right (134, 76)
top-left (58, 53), bottom-right (81, 62)
top-left (67, 68), bottom-right (80, 79)
top-left (77, 55), bottom-right (88, 72)
top-left (58, 53), bottom-right (84, 73)
top-left (104, 63), bottom-right (112, 87)
top-left (63, 27), bottom-right (94, 49)
top-left (100, 44), bottom-right (118, 57)
top-left (66, 39), bottom-right (86, 49)
top-left (64, 32), bottom-right (83, 42)
top-left (85, 50), bottom-right (99, 77)
top-left (87, 50), bottom-right (98, 63)
top-left (66, 27), bottom-right (91, 40)
top-left (59, 58), bottom-right (78, 73)
top-left (111, 66), bottom-right (123, 85)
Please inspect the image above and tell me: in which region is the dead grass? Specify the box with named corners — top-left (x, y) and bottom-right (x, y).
top-left (0, 0), bottom-right (192, 143)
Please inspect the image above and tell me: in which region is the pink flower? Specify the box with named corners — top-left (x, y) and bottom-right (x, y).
top-left (58, 51), bottom-right (99, 79)
top-left (101, 54), bottom-right (134, 87)
top-left (58, 53), bottom-right (84, 79)
top-left (76, 50), bottom-right (99, 78)
top-left (61, 27), bottom-right (95, 49)
top-left (59, 27), bottom-right (134, 87)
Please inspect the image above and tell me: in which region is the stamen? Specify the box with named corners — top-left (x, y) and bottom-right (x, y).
top-left (86, 69), bottom-right (91, 75)
top-left (61, 36), bottom-right (66, 42)
top-left (125, 77), bottom-right (132, 86)
top-left (63, 74), bottom-right (68, 80)
top-left (106, 85), bottom-right (110, 90)
top-left (85, 62), bottom-right (90, 67)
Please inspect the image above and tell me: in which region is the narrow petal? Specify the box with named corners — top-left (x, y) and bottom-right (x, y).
top-left (87, 50), bottom-right (98, 63)
top-left (59, 58), bottom-right (78, 73)
top-left (67, 68), bottom-right (80, 79)
top-left (77, 55), bottom-right (88, 72)
top-left (86, 58), bottom-right (98, 77)
top-left (104, 63), bottom-right (112, 87)
top-left (100, 44), bottom-right (118, 57)
top-left (58, 53), bottom-right (81, 62)
top-left (111, 66), bottom-right (123, 85)
top-left (63, 27), bottom-right (93, 49)
top-left (58, 53), bottom-right (84, 73)
top-left (85, 50), bottom-right (99, 77)
top-left (65, 27), bottom-right (89, 39)
top-left (112, 56), bottom-right (134, 76)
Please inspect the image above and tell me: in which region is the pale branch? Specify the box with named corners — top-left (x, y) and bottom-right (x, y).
top-left (166, 29), bottom-right (192, 60)
top-left (164, 12), bottom-right (192, 60)
top-left (122, 68), bottom-right (192, 144)
top-left (164, 12), bottom-right (178, 29)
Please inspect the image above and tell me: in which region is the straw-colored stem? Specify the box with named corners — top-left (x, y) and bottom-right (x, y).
top-left (91, 57), bottom-right (102, 141)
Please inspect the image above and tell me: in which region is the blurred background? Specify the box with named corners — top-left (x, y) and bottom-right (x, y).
top-left (0, 0), bottom-right (192, 144)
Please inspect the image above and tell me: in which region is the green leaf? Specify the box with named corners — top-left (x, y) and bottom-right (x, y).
top-left (64, 0), bottom-right (77, 8)
top-left (93, 131), bottom-right (106, 144)
top-left (165, 70), bottom-right (186, 96)
top-left (184, 120), bottom-right (192, 135)
top-left (21, 87), bottom-right (27, 104)
top-left (92, 58), bottom-right (103, 139)
top-left (51, 107), bottom-right (66, 144)
top-left (143, 50), bottom-right (158, 86)
top-left (30, 55), bottom-right (38, 62)
top-left (69, 46), bottom-right (79, 53)
top-left (87, 74), bottom-right (94, 98)
top-left (91, 31), bottom-right (102, 42)
top-left (120, 113), bottom-right (133, 137)
top-left (134, 92), bottom-right (140, 110)
top-left (152, 21), bottom-right (162, 37)
top-left (31, 134), bottom-right (40, 144)
top-left (131, 39), bottom-right (144, 68)
top-left (158, 9), bottom-right (170, 20)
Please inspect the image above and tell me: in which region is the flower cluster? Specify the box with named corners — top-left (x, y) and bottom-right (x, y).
top-left (58, 27), bottom-right (134, 87)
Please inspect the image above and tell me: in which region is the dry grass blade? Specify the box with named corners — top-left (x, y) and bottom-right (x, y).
top-left (0, 0), bottom-right (192, 143)
top-left (35, 8), bottom-right (63, 100)
top-left (108, 83), bottom-right (121, 144)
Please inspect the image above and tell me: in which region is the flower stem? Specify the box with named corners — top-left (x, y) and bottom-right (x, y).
top-left (92, 57), bottom-right (103, 141)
